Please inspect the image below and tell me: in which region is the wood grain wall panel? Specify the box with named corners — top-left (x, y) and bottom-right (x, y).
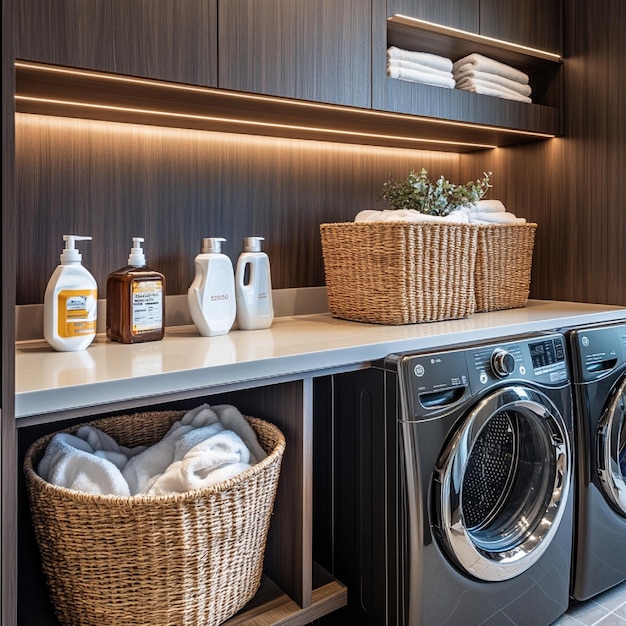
top-left (15, 114), bottom-right (461, 305)
top-left (461, 0), bottom-right (626, 308)
top-left (15, 0), bottom-right (217, 87)
top-left (218, 0), bottom-right (371, 108)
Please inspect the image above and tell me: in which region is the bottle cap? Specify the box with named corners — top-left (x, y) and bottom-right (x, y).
top-left (128, 237), bottom-right (146, 266)
top-left (243, 236), bottom-right (265, 252)
top-left (60, 235), bottom-right (92, 263)
top-left (201, 237), bottom-right (226, 253)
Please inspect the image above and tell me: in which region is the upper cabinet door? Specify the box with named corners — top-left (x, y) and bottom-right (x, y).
top-left (479, 0), bottom-right (562, 54)
top-left (386, 0), bottom-right (479, 32)
top-left (15, 0), bottom-right (218, 87)
top-left (218, 0), bottom-right (371, 108)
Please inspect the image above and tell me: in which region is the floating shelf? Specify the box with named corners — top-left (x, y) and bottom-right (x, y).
top-left (15, 60), bottom-right (557, 153)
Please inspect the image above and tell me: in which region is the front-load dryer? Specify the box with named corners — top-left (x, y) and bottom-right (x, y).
top-left (566, 321), bottom-right (626, 601)
top-left (313, 332), bottom-right (574, 626)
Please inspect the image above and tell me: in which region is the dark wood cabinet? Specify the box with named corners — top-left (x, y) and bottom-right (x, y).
top-left (217, 0), bottom-right (371, 108)
top-left (14, 0), bottom-right (218, 86)
top-left (386, 0), bottom-right (479, 32)
top-left (479, 0), bottom-right (562, 55)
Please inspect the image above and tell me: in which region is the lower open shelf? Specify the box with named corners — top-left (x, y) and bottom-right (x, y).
top-left (224, 565), bottom-right (347, 625)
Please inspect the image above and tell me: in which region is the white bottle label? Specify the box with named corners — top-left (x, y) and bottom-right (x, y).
top-left (131, 280), bottom-right (163, 334)
top-left (57, 289), bottom-right (97, 337)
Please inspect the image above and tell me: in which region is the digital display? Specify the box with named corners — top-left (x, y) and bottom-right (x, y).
top-left (529, 339), bottom-right (565, 369)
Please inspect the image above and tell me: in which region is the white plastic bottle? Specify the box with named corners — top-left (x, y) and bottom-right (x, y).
top-left (43, 235), bottom-right (98, 352)
top-left (235, 236), bottom-right (274, 330)
top-left (187, 237), bottom-right (236, 336)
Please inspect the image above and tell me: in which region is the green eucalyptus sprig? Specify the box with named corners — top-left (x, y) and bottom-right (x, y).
top-left (381, 168), bottom-right (492, 216)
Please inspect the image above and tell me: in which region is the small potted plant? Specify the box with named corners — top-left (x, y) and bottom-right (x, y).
top-left (381, 168), bottom-right (492, 216)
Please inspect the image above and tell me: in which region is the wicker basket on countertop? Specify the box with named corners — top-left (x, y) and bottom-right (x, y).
top-left (320, 221), bottom-right (478, 325)
top-left (474, 223), bottom-right (537, 312)
top-left (23, 410), bottom-right (286, 626)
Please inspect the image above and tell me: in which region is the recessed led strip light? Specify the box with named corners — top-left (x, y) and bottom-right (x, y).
top-left (15, 61), bottom-right (557, 142)
top-left (15, 95), bottom-right (498, 150)
top-left (391, 15), bottom-right (562, 62)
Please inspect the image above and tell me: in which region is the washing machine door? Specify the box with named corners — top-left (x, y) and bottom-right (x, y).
top-left (598, 376), bottom-right (626, 515)
top-left (434, 385), bottom-right (571, 582)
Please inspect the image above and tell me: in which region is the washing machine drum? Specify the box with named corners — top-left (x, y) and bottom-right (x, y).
top-left (434, 385), bottom-right (571, 582)
top-left (598, 376), bottom-right (626, 516)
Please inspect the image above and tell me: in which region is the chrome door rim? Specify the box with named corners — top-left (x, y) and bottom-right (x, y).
top-left (435, 386), bottom-right (571, 582)
top-left (598, 377), bottom-right (626, 515)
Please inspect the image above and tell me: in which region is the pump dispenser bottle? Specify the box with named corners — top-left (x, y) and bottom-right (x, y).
top-left (44, 235), bottom-right (98, 352)
top-left (106, 237), bottom-right (166, 343)
top-left (187, 237), bottom-right (236, 336)
top-left (235, 236), bottom-right (274, 330)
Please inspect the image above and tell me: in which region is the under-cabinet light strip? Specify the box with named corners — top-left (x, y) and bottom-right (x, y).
top-left (16, 95), bottom-right (496, 149)
top-left (14, 61), bottom-right (556, 141)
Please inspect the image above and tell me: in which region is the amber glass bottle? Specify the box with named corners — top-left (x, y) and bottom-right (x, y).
top-left (106, 237), bottom-right (165, 343)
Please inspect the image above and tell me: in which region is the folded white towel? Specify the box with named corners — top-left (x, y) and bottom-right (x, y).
top-left (355, 208), bottom-right (470, 224)
top-left (387, 46), bottom-right (453, 72)
top-left (471, 211), bottom-right (527, 224)
top-left (453, 66), bottom-right (532, 96)
top-left (387, 57), bottom-right (454, 79)
top-left (452, 53), bottom-right (529, 85)
top-left (146, 430), bottom-right (252, 495)
top-left (455, 77), bottom-right (533, 102)
top-left (472, 199), bottom-right (507, 213)
top-left (387, 65), bottom-right (455, 89)
top-left (38, 433), bottom-right (131, 496)
top-left (455, 81), bottom-right (532, 103)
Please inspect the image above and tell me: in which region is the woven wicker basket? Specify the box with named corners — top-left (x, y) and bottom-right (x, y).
top-left (320, 221), bottom-right (478, 325)
top-left (23, 410), bottom-right (286, 626)
top-left (474, 223), bottom-right (537, 312)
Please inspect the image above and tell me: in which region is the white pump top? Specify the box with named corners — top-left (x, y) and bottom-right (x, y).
top-left (128, 237), bottom-right (146, 266)
top-left (201, 237), bottom-right (226, 254)
top-left (243, 236), bottom-right (265, 252)
top-left (60, 235), bottom-right (92, 263)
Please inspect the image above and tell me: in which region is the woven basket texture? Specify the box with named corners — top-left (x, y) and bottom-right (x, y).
top-left (474, 223), bottom-right (537, 312)
top-left (23, 410), bottom-right (286, 626)
top-left (320, 221), bottom-right (478, 325)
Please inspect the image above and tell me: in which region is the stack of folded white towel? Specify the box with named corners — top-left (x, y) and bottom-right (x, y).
top-left (38, 404), bottom-right (268, 496)
top-left (355, 199), bottom-right (526, 225)
top-left (386, 46), bottom-right (455, 89)
top-left (452, 53), bottom-right (532, 103)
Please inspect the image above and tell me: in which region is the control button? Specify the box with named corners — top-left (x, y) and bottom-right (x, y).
top-left (491, 349), bottom-right (516, 378)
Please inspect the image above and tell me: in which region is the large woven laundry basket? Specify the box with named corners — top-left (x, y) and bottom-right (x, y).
top-left (320, 221), bottom-right (478, 324)
top-left (23, 410), bottom-right (286, 626)
top-left (474, 223), bottom-right (537, 312)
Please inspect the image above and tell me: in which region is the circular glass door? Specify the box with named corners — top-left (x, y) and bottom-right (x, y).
top-left (597, 376), bottom-right (626, 515)
top-left (434, 385), bottom-right (571, 582)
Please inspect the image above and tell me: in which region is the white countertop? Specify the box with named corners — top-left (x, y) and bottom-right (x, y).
top-left (15, 300), bottom-right (626, 420)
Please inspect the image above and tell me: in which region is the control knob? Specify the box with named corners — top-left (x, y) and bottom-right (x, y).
top-left (491, 349), bottom-right (516, 378)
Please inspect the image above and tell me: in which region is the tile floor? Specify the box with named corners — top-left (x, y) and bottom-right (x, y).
top-left (551, 581), bottom-right (626, 625)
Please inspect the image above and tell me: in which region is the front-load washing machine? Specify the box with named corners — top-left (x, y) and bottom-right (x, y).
top-left (313, 332), bottom-right (574, 625)
top-left (566, 321), bottom-right (626, 601)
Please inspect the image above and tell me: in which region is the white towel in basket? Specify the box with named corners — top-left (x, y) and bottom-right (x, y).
top-left (39, 404), bottom-right (268, 496)
top-left (146, 429), bottom-right (253, 495)
top-left (38, 432), bottom-right (131, 496)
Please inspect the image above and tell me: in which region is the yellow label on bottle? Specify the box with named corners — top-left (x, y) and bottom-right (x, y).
top-left (57, 289), bottom-right (97, 338)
